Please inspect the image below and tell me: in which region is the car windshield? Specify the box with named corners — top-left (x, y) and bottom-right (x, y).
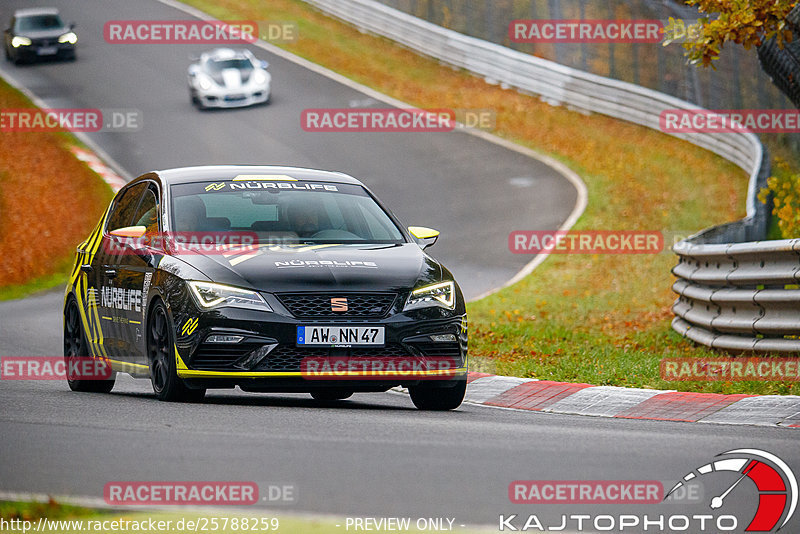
top-left (170, 180), bottom-right (406, 244)
top-left (16, 14), bottom-right (64, 31)
top-left (205, 58), bottom-right (252, 73)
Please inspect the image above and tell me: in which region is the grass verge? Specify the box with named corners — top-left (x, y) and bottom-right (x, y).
top-left (176, 0), bottom-right (799, 395)
top-left (0, 77), bottom-right (114, 301)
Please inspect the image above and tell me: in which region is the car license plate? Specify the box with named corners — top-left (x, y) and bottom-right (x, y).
top-left (297, 326), bottom-right (384, 346)
top-left (37, 47), bottom-right (57, 55)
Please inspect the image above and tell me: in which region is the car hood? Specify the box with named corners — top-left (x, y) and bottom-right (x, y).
top-left (17, 28), bottom-right (69, 39)
top-left (207, 67), bottom-right (252, 88)
top-left (178, 243), bottom-right (442, 293)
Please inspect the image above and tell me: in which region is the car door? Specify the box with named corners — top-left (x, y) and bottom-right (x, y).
top-left (94, 182), bottom-right (147, 361)
top-left (115, 183), bottom-right (162, 365)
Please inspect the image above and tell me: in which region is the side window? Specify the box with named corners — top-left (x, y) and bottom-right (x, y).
top-left (132, 187), bottom-right (159, 234)
top-left (106, 183), bottom-right (146, 232)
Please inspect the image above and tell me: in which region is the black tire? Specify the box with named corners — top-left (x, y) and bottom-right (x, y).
top-left (310, 388), bottom-right (354, 401)
top-left (147, 301), bottom-right (205, 402)
top-left (408, 379), bottom-right (466, 411)
top-left (63, 298), bottom-right (115, 393)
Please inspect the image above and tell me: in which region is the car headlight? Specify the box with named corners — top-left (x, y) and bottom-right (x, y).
top-left (404, 281), bottom-right (456, 311)
top-left (58, 32), bottom-right (77, 44)
top-left (187, 281), bottom-right (272, 312)
top-left (197, 75), bottom-right (213, 91)
top-left (11, 36), bottom-right (32, 48)
top-left (253, 70), bottom-right (268, 85)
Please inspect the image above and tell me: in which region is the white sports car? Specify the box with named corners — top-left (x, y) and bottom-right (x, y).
top-left (188, 48), bottom-right (271, 109)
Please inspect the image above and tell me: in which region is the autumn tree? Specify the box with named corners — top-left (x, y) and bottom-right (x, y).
top-left (664, 0), bottom-right (797, 67)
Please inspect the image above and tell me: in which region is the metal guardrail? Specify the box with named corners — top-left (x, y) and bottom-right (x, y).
top-left (301, 0), bottom-right (798, 352)
top-left (302, 0), bottom-right (763, 179)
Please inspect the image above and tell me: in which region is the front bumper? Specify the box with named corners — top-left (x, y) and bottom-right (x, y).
top-left (193, 85), bottom-right (270, 108)
top-left (12, 41), bottom-right (75, 61)
top-left (172, 301), bottom-right (468, 390)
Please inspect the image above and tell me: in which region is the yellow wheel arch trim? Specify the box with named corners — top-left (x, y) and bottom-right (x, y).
top-left (176, 347), bottom-right (189, 370)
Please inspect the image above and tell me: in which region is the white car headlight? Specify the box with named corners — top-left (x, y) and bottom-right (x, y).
top-left (11, 36), bottom-right (32, 48)
top-left (197, 74), bottom-right (213, 91)
top-left (187, 281), bottom-right (272, 312)
top-left (58, 32), bottom-right (77, 44)
top-left (253, 70), bottom-right (268, 85)
top-left (404, 281), bottom-right (456, 311)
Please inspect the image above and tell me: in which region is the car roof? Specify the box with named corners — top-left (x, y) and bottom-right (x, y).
top-left (152, 165), bottom-right (363, 186)
top-left (202, 48), bottom-right (251, 61)
top-left (14, 7), bottom-right (61, 17)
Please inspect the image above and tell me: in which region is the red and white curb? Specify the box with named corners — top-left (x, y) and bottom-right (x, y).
top-left (70, 146), bottom-right (127, 192)
top-left (459, 373), bottom-right (800, 428)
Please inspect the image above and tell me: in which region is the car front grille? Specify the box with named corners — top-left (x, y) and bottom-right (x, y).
top-left (277, 293), bottom-right (397, 319)
top-left (190, 341), bottom-right (265, 370)
top-left (405, 342), bottom-right (462, 359)
top-left (257, 343), bottom-right (412, 372)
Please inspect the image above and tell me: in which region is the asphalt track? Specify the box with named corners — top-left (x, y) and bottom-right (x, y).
top-left (0, 0), bottom-right (798, 530)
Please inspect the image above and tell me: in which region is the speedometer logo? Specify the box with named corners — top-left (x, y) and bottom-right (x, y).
top-left (665, 449), bottom-right (797, 532)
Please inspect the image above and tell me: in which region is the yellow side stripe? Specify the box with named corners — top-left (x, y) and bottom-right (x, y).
top-left (177, 368), bottom-right (468, 379)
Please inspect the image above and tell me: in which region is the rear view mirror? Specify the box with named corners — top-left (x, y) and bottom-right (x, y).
top-left (408, 226), bottom-right (440, 249)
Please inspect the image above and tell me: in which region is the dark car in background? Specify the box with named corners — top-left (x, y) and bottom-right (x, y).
top-left (63, 166), bottom-right (468, 410)
top-left (4, 7), bottom-right (76, 64)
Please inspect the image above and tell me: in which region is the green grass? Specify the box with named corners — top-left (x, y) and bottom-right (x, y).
top-left (0, 267), bottom-right (68, 302)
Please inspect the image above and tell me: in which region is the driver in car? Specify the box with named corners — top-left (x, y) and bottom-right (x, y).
top-left (287, 201), bottom-right (324, 238)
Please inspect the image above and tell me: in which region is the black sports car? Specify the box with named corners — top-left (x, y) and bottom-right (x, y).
top-left (64, 166), bottom-right (468, 410)
top-left (4, 8), bottom-right (76, 64)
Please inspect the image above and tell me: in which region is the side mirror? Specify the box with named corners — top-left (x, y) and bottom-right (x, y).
top-left (109, 226), bottom-right (146, 239)
top-left (408, 226), bottom-right (439, 249)
top-left (260, 60), bottom-right (269, 70)
top-left (69, 22), bottom-right (76, 30)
